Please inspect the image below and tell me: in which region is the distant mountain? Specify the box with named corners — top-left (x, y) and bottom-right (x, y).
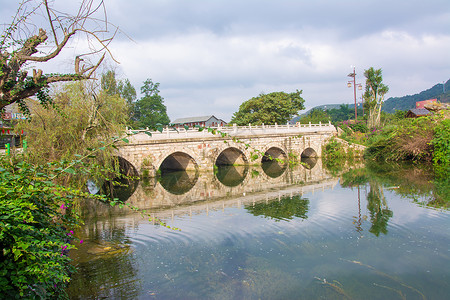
top-left (382, 79), bottom-right (450, 113)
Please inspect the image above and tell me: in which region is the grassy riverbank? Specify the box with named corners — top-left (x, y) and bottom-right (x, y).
top-left (333, 110), bottom-right (450, 166)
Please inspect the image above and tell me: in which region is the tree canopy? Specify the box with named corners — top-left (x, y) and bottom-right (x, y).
top-left (363, 67), bottom-right (389, 128)
top-left (133, 79), bottom-right (170, 128)
top-left (231, 90), bottom-right (305, 125)
top-left (17, 79), bottom-right (128, 164)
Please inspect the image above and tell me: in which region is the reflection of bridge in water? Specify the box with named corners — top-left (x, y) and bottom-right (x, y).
top-left (121, 158), bottom-right (338, 221)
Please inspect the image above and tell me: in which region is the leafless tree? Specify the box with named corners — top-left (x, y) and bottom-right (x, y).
top-left (0, 0), bottom-right (119, 111)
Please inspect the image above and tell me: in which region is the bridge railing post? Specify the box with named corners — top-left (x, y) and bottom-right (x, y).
top-left (233, 123), bottom-right (237, 134)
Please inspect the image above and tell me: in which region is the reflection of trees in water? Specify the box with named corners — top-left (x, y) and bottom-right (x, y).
top-left (340, 166), bottom-right (394, 236)
top-left (367, 180), bottom-right (393, 236)
top-left (215, 165), bottom-right (248, 187)
top-left (245, 195), bottom-right (309, 221)
top-left (68, 200), bottom-right (140, 299)
top-left (68, 243), bottom-right (139, 299)
top-left (159, 170), bottom-right (199, 195)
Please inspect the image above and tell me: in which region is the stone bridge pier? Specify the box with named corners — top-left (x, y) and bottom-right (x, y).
top-left (117, 123), bottom-right (337, 177)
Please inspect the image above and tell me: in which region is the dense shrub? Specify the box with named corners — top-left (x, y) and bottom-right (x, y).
top-left (365, 117), bottom-right (435, 161)
top-left (432, 119), bottom-right (450, 166)
top-left (0, 157), bottom-right (88, 299)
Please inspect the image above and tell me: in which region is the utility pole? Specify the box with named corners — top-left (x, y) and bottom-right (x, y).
top-left (347, 67), bottom-right (362, 120)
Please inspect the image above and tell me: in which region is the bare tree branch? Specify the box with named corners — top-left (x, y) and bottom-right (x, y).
top-left (0, 0), bottom-right (120, 111)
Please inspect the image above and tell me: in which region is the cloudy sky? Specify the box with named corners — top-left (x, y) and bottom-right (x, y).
top-left (2, 0), bottom-right (450, 122)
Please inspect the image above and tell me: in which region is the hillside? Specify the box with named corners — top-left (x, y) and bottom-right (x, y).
top-left (382, 79), bottom-right (450, 113)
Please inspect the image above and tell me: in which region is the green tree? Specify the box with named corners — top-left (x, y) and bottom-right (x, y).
top-left (101, 70), bottom-right (119, 96)
top-left (363, 67), bottom-right (389, 128)
top-left (133, 79), bottom-right (170, 128)
top-left (299, 108), bottom-right (330, 124)
top-left (118, 79), bottom-right (137, 106)
top-left (231, 90), bottom-right (305, 125)
top-left (17, 80), bottom-right (128, 165)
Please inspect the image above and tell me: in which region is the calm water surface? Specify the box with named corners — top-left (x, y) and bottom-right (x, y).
top-left (68, 161), bottom-right (450, 299)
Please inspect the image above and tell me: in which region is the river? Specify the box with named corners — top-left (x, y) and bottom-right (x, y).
top-left (67, 159), bottom-right (450, 299)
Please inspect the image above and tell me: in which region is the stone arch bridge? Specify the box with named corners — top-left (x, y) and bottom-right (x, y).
top-left (118, 123), bottom-right (337, 177)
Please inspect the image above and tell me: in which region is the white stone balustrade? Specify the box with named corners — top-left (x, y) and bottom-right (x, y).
top-left (127, 122), bottom-right (336, 142)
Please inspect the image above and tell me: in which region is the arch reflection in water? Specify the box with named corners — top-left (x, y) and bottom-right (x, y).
top-left (261, 160), bottom-right (287, 178)
top-left (159, 170), bottom-right (199, 195)
top-left (261, 147), bottom-right (288, 178)
top-left (245, 194), bottom-right (309, 221)
top-left (215, 165), bottom-right (248, 187)
top-left (102, 156), bottom-right (139, 202)
top-left (301, 157), bottom-right (318, 169)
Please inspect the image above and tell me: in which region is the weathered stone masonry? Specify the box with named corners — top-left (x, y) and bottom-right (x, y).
top-left (117, 123), bottom-right (338, 177)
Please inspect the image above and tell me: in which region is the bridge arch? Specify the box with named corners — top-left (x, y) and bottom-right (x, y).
top-left (159, 151), bottom-right (198, 173)
top-left (100, 156), bottom-right (139, 201)
top-left (301, 147), bottom-right (318, 158)
top-left (114, 156), bottom-right (139, 177)
top-left (215, 146), bottom-right (248, 166)
top-left (261, 146), bottom-right (287, 163)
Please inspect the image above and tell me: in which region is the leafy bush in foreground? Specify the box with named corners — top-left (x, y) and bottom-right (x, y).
top-left (0, 157), bottom-right (86, 299)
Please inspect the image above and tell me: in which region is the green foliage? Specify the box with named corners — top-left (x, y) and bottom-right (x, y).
top-left (298, 108), bottom-right (330, 124)
top-left (293, 104), bottom-right (364, 125)
top-left (328, 105), bottom-right (364, 123)
top-left (322, 138), bottom-right (357, 162)
top-left (363, 67), bottom-right (389, 128)
top-left (245, 195), bottom-right (309, 221)
top-left (321, 138), bottom-right (353, 174)
top-left (433, 165), bottom-right (450, 208)
top-left (431, 119), bottom-right (450, 166)
top-left (101, 70), bottom-right (118, 96)
top-left (17, 81), bottom-right (128, 168)
top-left (365, 116), bottom-right (436, 161)
top-left (133, 79), bottom-right (170, 129)
top-left (348, 121), bottom-right (368, 133)
top-left (117, 79), bottom-right (137, 106)
top-left (231, 90), bottom-right (305, 125)
top-left (100, 71), bottom-right (137, 123)
top-left (0, 156), bottom-right (88, 299)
